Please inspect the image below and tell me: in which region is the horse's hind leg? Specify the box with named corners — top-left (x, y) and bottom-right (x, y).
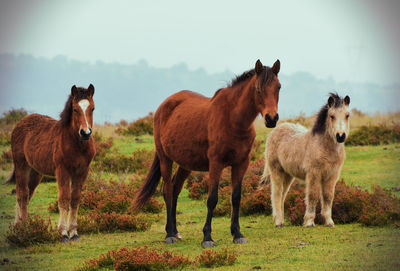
top-left (159, 157), bottom-right (175, 243)
top-left (171, 166), bottom-right (191, 240)
top-left (14, 163), bottom-right (30, 224)
top-left (28, 169), bottom-right (42, 200)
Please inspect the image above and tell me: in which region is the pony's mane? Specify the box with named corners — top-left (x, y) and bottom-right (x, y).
top-left (312, 92), bottom-right (344, 135)
top-left (212, 66), bottom-right (275, 99)
top-left (59, 87), bottom-right (92, 127)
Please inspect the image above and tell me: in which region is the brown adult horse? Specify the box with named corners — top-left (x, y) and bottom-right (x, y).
top-left (8, 85), bottom-right (96, 241)
top-left (134, 59), bottom-right (281, 247)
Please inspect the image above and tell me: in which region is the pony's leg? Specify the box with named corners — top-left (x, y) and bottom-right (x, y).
top-left (231, 160), bottom-right (249, 244)
top-left (160, 158), bottom-right (175, 243)
top-left (68, 173), bottom-right (87, 241)
top-left (56, 166), bottom-right (71, 241)
top-left (171, 167), bottom-right (191, 240)
top-left (278, 174), bottom-right (294, 226)
top-left (28, 169), bottom-right (42, 200)
top-left (321, 175), bottom-right (339, 227)
top-left (202, 161), bottom-right (223, 248)
top-left (304, 173), bottom-right (321, 227)
top-left (14, 163), bottom-right (30, 224)
top-left (270, 171), bottom-right (285, 227)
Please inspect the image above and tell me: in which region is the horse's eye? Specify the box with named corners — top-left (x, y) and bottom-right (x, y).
top-left (346, 114), bottom-right (350, 119)
top-left (73, 109), bottom-right (78, 113)
top-left (91, 108), bottom-right (95, 112)
top-left (330, 115), bottom-right (335, 120)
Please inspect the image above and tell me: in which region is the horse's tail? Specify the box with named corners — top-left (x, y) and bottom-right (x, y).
top-left (133, 153), bottom-right (162, 209)
top-left (260, 147), bottom-right (270, 185)
top-left (4, 166), bottom-right (16, 184)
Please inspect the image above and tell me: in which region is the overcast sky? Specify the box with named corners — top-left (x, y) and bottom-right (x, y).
top-left (0, 0), bottom-right (399, 85)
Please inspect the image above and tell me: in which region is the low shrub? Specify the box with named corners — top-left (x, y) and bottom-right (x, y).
top-left (0, 130), bottom-right (11, 146)
top-left (116, 112), bottom-right (154, 136)
top-left (78, 212), bottom-right (151, 233)
top-left (0, 108), bottom-right (28, 125)
top-left (5, 215), bottom-right (60, 247)
top-left (0, 149), bottom-right (12, 169)
top-left (78, 246), bottom-right (192, 271)
top-left (346, 124), bottom-right (400, 145)
top-left (197, 248), bottom-right (237, 268)
top-left (92, 132), bottom-right (113, 160)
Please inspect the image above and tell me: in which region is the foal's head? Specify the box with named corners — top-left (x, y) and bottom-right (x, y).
top-left (313, 93), bottom-right (350, 143)
top-left (60, 84), bottom-right (95, 140)
top-left (254, 59), bottom-right (281, 128)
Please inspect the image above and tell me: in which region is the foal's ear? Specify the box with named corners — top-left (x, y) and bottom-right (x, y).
top-left (272, 59), bottom-right (280, 75)
top-left (71, 85), bottom-right (78, 97)
top-left (255, 59), bottom-right (264, 75)
top-left (328, 96), bottom-right (335, 108)
top-left (344, 95), bottom-right (350, 105)
top-left (88, 84), bottom-right (95, 97)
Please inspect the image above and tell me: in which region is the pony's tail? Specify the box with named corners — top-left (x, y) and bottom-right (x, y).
top-left (4, 166), bottom-right (16, 184)
top-left (133, 153), bottom-right (162, 210)
top-left (260, 148), bottom-right (270, 186)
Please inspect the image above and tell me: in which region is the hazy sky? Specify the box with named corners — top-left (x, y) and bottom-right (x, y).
top-left (0, 0), bottom-right (399, 85)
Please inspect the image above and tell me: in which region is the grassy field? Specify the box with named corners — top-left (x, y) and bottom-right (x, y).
top-left (0, 123), bottom-right (399, 270)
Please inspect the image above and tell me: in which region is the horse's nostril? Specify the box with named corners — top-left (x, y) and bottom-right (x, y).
top-left (336, 133), bottom-right (346, 143)
top-left (80, 129), bottom-right (85, 136)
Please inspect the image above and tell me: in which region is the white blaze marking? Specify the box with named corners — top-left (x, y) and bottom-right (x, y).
top-left (78, 99), bottom-right (91, 134)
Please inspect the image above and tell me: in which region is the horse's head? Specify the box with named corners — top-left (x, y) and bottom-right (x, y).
top-left (70, 84), bottom-right (95, 140)
top-left (254, 59), bottom-right (281, 128)
top-left (326, 93), bottom-right (350, 143)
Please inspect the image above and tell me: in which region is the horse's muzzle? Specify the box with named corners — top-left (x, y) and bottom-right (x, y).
top-left (265, 113), bottom-right (279, 128)
top-left (80, 128), bottom-right (92, 140)
top-left (336, 133), bottom-right (346, 143)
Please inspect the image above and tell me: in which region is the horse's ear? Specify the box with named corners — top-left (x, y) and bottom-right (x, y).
top-left (255, 59), bottom-right (264, 75)
top-left (328, 96), bottom-right (335, 108)
top-left (272, 59), bottom-right (280, 75)
top-left (88, 84), bottom-right (95, 97)
top-left (344, 95), bottom-right (350, 105)
top-left (71, 85), bottom-right (78, 97)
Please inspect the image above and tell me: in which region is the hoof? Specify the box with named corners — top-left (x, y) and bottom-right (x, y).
top-left (304, 223), bottom-right (315, 228)
top-left (175, 233), bottom-right (182, 240)
top-left (326, 223), bottom-right (335, 228)
top-left (201, 241), bottom-right (215, 248)
top-left (70, 234), bottom-right (80, 241)
top-left (62, 235), bottom-right (69, 243)
top-left (275, 223), bottom-right (284, 228)
top-left (165, 237), bottom-right (177, 244)
top-left (233, 237), bottom-right (247, 244)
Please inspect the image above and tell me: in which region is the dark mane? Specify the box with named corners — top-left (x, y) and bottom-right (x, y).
top-left (59, 87), bottom-right (91, 127)
top-left (312, 92), bottom-right (344, 135)
top-left (212, 66), bottom-right (275, 99)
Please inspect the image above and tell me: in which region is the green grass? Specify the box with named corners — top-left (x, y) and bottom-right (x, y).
top-left (0, 139), bottom-right (399, 270)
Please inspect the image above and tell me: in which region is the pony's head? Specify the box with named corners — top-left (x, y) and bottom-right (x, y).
top-left (254, 59), bottom-right (281, 128)
top-left (60, 84), bottom-right (95, 140)
top-left (313, 93), bottom-right (350, 143)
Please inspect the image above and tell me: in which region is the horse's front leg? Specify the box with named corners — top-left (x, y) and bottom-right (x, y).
top-left (68, 172), bottom-right (87, 241)
top-left (202, 161), bottom-right (223, 248)
top-left (56, 166), bottom-right (71, 241)
top-left (321, 173), bottom-right (339, 227)
top-left (304, 172), bottom-right (321, 227)
top-left (231, 160), bottom-right (249, 244)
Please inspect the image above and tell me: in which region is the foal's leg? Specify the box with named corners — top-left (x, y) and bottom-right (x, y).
top-left (68, 173), bottom-right (87, 241)
top-left (321, 174), bottom-right (339, 227)
top-left (159, 158), bottom-right (175, 243)
top-left (171, 167), bottom-right (191, 239)
top-left (202, 161), bottom-right (223, 248)
top-left (56, 166), bottom-right (71, 241)
top-left (304, 173), bottom-right (321, 227)
top-left (15, 163), bottom-right (30, 224)
top-left (270, 170), bottom-right (288, 227)
top-left (231, 161), bottom-right (249, 244)
top-left (278, 174), bottom-right (293, 227)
